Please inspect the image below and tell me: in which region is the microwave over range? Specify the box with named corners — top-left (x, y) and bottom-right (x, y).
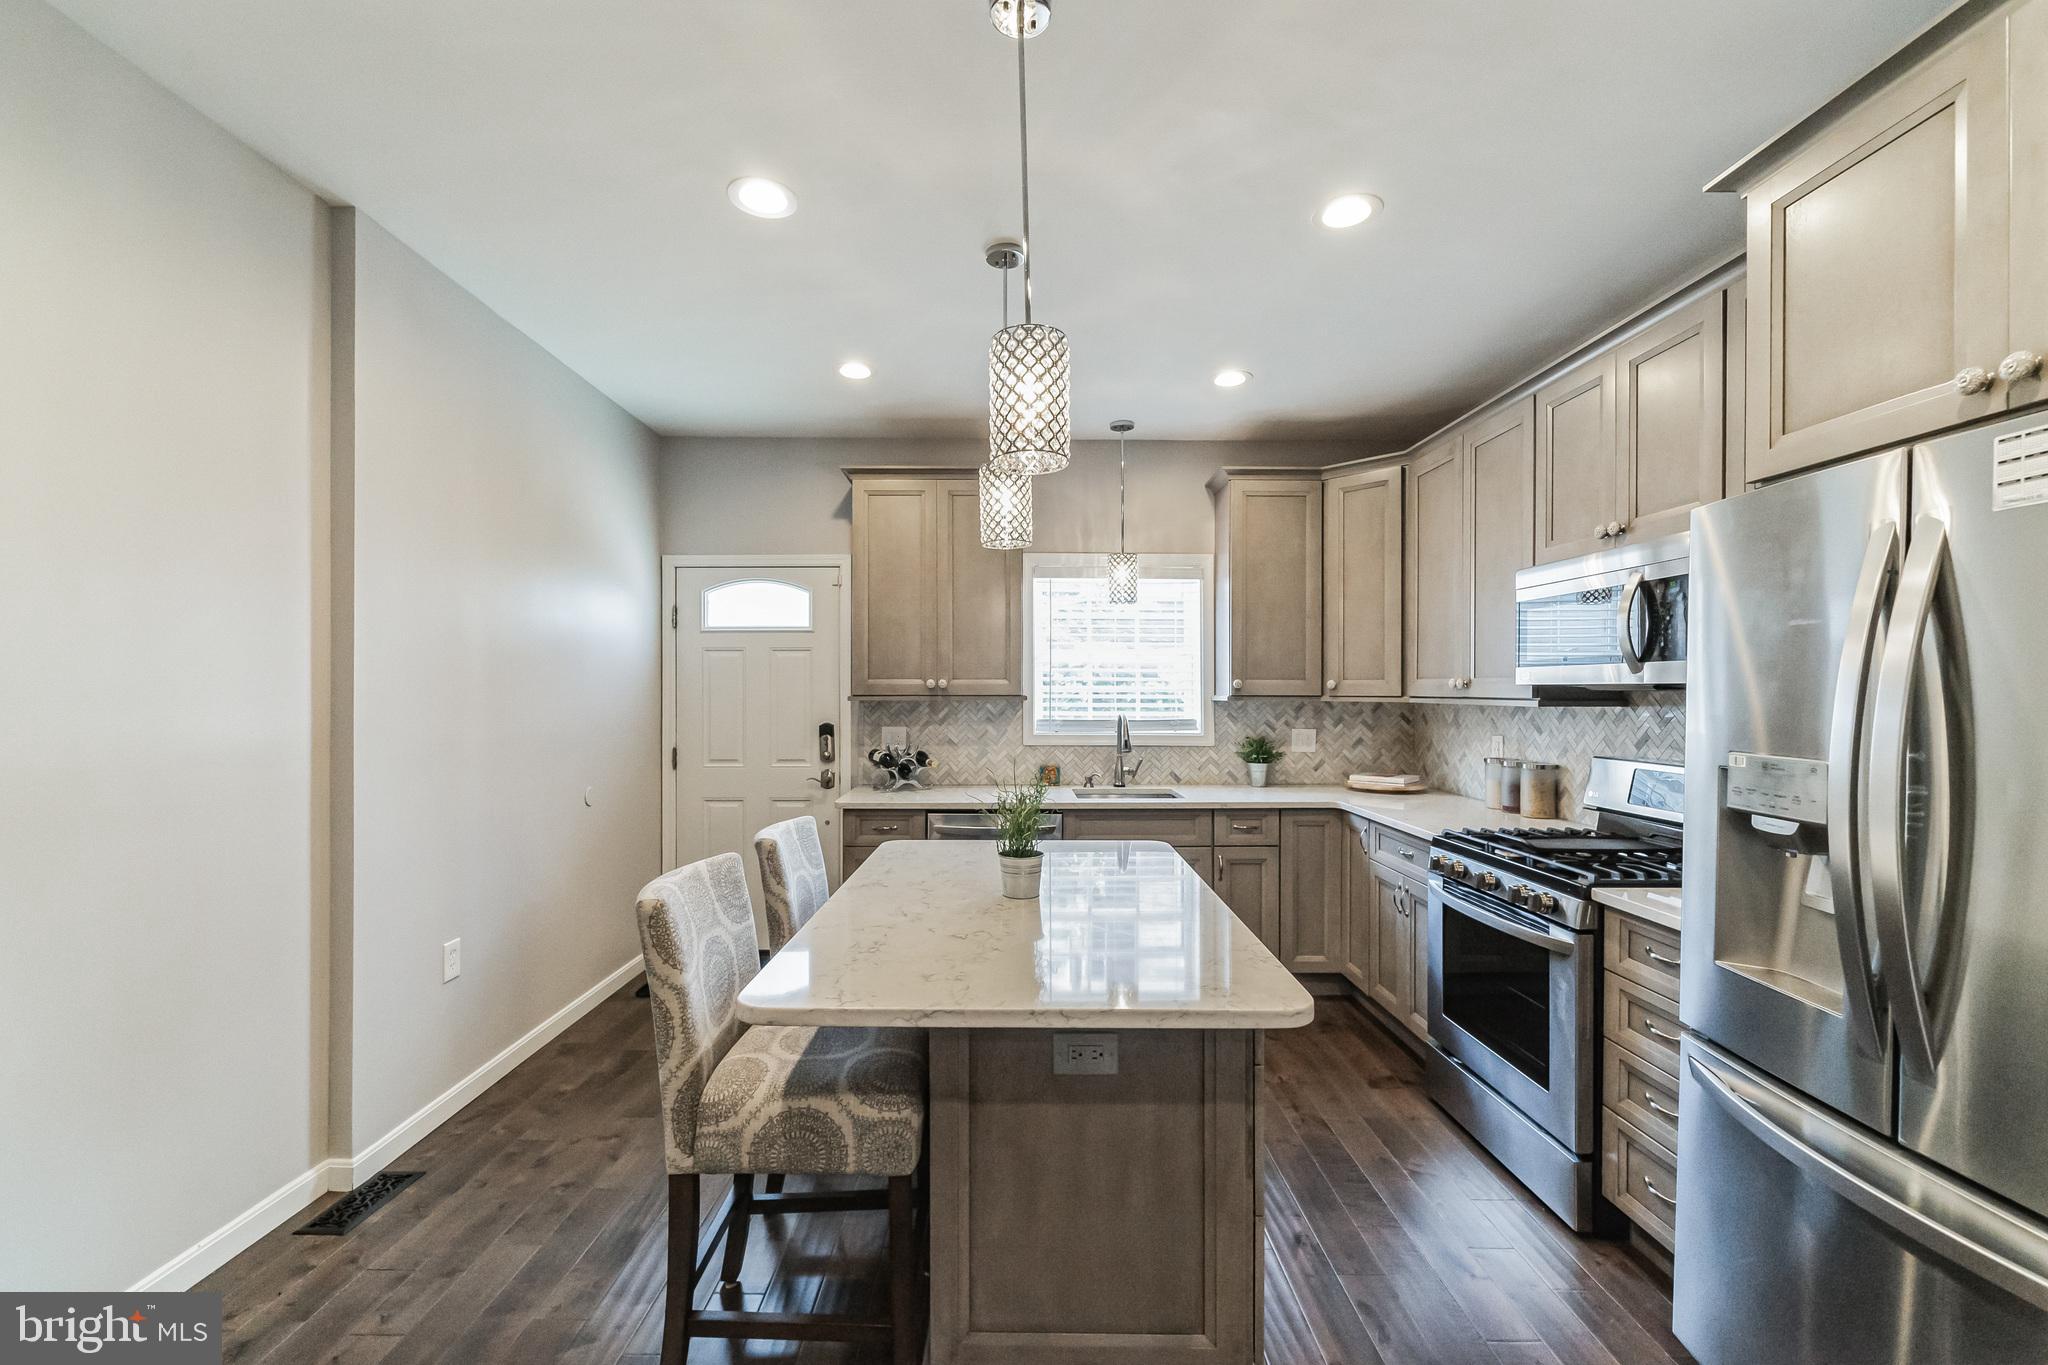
top-left (1514, 530), bottom-right (1689, 690)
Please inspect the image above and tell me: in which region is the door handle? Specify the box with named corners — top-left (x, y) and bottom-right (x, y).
top-left (1826, 520), bottom-right (1899, 1060)
top-left (1615, 569), bottom-right (1646, 675)
top-left (1870, 515), bottom-right (1955, 1083)
top-left (806, 768), bottom-right (837, 790)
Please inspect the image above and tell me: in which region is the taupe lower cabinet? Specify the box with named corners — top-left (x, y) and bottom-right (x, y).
top-left (1213, 845), bottom-right (1281, 955)
top-left (848, 471), bottom-right (1022, 698)
top-left (1320, 464), bottom-right (1403, 698)
top-left (1278, 810), bottom-right (1344, 972)
top-left (1339, 815), bottom-right (1431, 1046)
top-left (1535, 293), bottom-right (1727, 565)
top-left (1212, 473), bottom-right (1323, 697)
top-left (1722, 0), bottom-right (2048, 480)
top-left (1405, 398), bottom-right (1533, 701)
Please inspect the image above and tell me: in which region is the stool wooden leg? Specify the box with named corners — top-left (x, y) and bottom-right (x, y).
top-left (662, 1173), bottom-right (697, 1365)
top-left (719, 1173), bottom-right (754, 1295)
top-left (888, 1174), bottom-right (920, 1365)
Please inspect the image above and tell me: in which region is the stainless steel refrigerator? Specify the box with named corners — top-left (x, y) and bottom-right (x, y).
top-left (1676, 411), bottom-right (2048, 1363)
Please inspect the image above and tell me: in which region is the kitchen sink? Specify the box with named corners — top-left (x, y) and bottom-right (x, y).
top-left (1069, 787), bottom-right (1182, 799)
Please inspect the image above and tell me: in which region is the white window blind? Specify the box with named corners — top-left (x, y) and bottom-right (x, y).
top-left (1025, 555), bottom-right (1212, 743)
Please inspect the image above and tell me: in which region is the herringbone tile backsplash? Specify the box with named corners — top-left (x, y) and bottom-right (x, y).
top-left (854, 695), bottom-right (1686, 821)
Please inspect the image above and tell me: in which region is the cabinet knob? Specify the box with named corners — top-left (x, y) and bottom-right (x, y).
top-left (1595, 524), bottom-right (1612, 539)
top-left (1955, 366), bottom-right (1995, 396)
top-left (925, 678), bottom-right (937, 688)
top-left (1325, 678), bottom-right (1337, 690)
top-left (2000, 350), bottom-right (2045, 384)
top-left (1607, 520), bottom-right (1625, 537)
top-left (1232, 678), bottom-right (1243, 689)
top-left (937, 678), bottom-right (948, 689)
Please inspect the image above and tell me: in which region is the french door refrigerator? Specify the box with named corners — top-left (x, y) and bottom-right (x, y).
top-left (1676, 411), bottom-right (2048, 1364)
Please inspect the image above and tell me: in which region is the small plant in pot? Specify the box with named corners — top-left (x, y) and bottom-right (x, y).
top-left (991, 778), bottom-right (1050, 899)
top-left (1237, 735), bottom-right (1279, 788)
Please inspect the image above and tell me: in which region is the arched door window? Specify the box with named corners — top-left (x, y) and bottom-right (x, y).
top-left (700, 578), bottom-right (813, 631)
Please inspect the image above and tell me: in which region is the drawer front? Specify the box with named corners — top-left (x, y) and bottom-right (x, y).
top-left (1063, 809), bottom-right (1212, 849)
top-left (1369, 823), bottom-right (1429, 875)
top-left (1604, 910), bottom-right (1682, 999)
top-left (1603, 1043), bottom-right (1681, 1153)
top-left (1602, 1109), bottom-right (1679, 1249)
top-left (843, 843), bottom-right (879, 877)
top-left (1213, 810), bottom-right (1280, 846)
top-left (1605, 974), bottom-right (1683, 1075)
top-left (846, 811), bottom-right (924, 846)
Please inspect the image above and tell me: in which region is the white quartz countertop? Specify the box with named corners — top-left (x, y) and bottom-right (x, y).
top-left (837, 784), bottom-right (1573, 842)
top-left (1594, 886), bottom-right (1684, 933)
top-left (737, 840), bottom-right (1316, 1030)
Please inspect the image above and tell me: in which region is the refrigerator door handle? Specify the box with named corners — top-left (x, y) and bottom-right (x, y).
top-left (1870, 514), bottom-right (1952, 1082)
top-left (1689, 1044), bottom-right (2048, 1313)
top-left (1615, 569), bottom-right (1647, 675)
top-left (1825, 521), bottom-right (1898, 1059)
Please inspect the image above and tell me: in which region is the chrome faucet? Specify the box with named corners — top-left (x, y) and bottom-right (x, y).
top-left (1112, 715), bottom-right (1142, 787)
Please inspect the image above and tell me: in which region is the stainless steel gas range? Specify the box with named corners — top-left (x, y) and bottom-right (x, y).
top-left (1422, 756), bottom-right (1684, 1230)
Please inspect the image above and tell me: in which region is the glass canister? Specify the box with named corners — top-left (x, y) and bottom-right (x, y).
top-left (1519, 761), bottom-right (1563, 820)
top-left (1484, 756), bottom-right (1515, 811)
top-left (1500, 759), bottom-right (1523, 814)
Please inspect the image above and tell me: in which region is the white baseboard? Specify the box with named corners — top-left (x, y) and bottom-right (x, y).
top-left (334, 955), bottom-right (645, 1190)
top-left (127, 956), bottom-right (643, 1292)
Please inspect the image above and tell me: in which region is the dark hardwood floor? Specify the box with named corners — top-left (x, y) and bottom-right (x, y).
top-left (203, 983), bottom-right (1690, 1365)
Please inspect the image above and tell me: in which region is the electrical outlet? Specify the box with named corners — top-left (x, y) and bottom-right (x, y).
top-left (1052, 1033), bottom-right (1117, 1075)
top-left (442, 938), bottom-right (461, 983)
top-left (1290, 727), bottom-right (1317, 753)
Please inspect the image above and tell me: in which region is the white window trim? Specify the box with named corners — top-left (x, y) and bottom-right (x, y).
top-left (1020, 552), bottom-right (1215, 747)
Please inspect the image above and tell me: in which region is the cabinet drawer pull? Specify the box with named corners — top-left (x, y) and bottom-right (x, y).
top-left (871, 823), bottom-right (900, 833)
top-left (1642, 948), bottom-right (1680, 969)
top-left (1645, 1094), bottom-right (1678, 1119)
top-left (1230, 821), bottom-right (1261, 833)
top-left (1643, 1020), bottom-right (1681, 1044)
top-left (1395, 846), bottom-right (1415, 861)
top-left (1642, 1176), bottom-right (1677, 1207)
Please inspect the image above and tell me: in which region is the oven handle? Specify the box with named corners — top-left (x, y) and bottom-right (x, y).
top-left (1437, 885), bottom-right (1577, 955)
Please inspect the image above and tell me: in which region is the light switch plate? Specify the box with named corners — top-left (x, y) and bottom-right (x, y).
top-left (1053, 1033), bottom-right (1117, 1075)
top-left (1290, 728), bottom-right (1316, 753)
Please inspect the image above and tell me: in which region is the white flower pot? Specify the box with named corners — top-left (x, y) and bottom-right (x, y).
top-left (999, 851), bottom-right (1043, 899)
top-left (1247, 763), bottom-right (1270, 788)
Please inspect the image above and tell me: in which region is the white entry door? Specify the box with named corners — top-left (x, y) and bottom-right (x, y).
top-left (671, 562), bottom-right (845, 933)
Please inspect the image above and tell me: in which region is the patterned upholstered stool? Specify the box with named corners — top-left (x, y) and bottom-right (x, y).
top-left (635, 852), bottom-right (926, 1365)
top-left (753, 814), bottom-right (830, 954)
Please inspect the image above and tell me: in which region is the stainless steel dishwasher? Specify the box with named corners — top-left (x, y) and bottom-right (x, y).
top-left (925, 812), bottom-right (1065, 840)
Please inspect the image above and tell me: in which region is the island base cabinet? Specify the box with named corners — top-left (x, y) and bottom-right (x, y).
top-left (928, 1029), bottom-right (1261, 1364)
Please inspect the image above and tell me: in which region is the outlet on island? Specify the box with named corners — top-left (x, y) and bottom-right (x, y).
top-left (1052, 1033), bottom-right (1117, 1075)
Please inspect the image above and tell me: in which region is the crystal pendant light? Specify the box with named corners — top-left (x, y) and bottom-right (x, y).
top-left (1106, 420), bottom-right (1138, 603)
top-left (978, 460), bottom-right (1033, 550)
top-left (986, 0), bottom-right (1070, 475)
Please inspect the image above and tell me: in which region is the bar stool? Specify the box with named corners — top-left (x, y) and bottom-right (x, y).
top-left (754, 814), bottom-right (830, 954)
top-left (634, 852), bottom-right (926, 1365)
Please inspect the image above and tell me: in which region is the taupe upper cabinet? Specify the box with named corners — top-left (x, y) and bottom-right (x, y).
top-left (1723, 5), bottom-right (2036, 480)
top-left (1617, 292), bottom-right (1726, 541)
top-left (1213, 474), bottom-right (1322, 697)
top-left (1466, 398), bottom-right (1535, 699)
top-left (1321, 465), bottom-right (1403, 698)
top-left (849, 472), bottom-right (1021, 698)
top-left (1534, 356), bottom-right (1620, 564)
top-left (1403, 433), bottom-right (1471, 699)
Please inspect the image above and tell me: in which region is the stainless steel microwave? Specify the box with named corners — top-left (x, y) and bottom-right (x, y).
top-left (1514, 530), bottom-right (1688, 689)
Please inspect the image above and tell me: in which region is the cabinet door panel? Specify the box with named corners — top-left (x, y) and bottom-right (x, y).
top-left (1404, 435), bottom-right (1471, 698)
top-left (1619, 293), bottom-right (1725, 543)
top-left (1746, 20), bottom-right (2009, 479)
top-left (851, 479), bottom-right (936, 696)
top-left (1367, 862), bottom-right (1414, 1023)
top-left (1280, 811), bottom-right (1345, 973)
top-left (1407, 874), bottom-right (1431, 1040)
top-left (1215, 846), bottom-right (1281, 956)
top-left (1467, 398), bottom-right (1534, 699)
top-left (935, 480), bottom-right (1022, 695)
top-left (1341, 820), bottom-right (1373, 992)
top-left (1229, 480), bottom-right (1323, 695)
top-left (1322, 466), bottom-right (1403, 697)
top-left (1534, 355), bottom-right (1620, 565)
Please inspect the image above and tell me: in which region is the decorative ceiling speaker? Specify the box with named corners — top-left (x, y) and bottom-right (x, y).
top-left (979, 460), bottom-right (1034, 550)
top-left (986, 0), bottom-right (1070, 475)
top-left (1107, 420), bottom-right (1138, 603)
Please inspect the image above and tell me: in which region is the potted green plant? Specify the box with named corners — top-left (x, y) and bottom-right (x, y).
top-left (1236, 735), bottom-right (1279, 788)
top-left (990, 777), bottom-right (1050, 899)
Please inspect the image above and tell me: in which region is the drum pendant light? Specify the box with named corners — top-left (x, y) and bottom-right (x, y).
top-left (1106, 420), bottom-right (1138, 603)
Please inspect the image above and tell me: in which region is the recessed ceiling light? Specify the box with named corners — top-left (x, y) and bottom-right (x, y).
top-left (1318, 193), bottom-right (1382, 229)
top-left (1214, 369), bottom-right (1253, 389)
top-left (727, 177), bottom-right (796, 219)
top-left (838, 360), bottom-right (872, 380)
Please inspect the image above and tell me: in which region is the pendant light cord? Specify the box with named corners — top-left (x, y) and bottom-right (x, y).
top-left (1015, 7), bottom-right (1032, 324)
top-left (1118, 431), bottom-right (1128, 553)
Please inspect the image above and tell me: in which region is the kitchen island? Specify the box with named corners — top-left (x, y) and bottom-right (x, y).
top-left (738, 838), bottom-right (1314, 1365)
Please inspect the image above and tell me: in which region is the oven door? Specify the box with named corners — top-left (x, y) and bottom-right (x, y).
top-left (1514, 534), bottom-right (1689, 688)
top-left (1428, 879), bottom-right (1597, 1153)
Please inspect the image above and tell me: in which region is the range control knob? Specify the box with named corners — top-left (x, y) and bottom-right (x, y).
top-left (1509, 884), bottom-right (1534, 906)
top-left (1448, 861), bottom-right (1469, 881)
top-left (1479, 872), bottom-right (1501, 892)
top-left (1429, 854), bottom-right (1447, 873)
top-left (1536, 893), bottom-right (1559, 915)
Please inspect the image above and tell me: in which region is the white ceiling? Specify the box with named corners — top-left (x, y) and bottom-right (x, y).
top-left (48, 0), bottom-right (1949, 446)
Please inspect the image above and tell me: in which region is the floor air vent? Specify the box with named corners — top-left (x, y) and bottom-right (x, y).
top-left (294, 1171), bottom-right (424, 1236)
